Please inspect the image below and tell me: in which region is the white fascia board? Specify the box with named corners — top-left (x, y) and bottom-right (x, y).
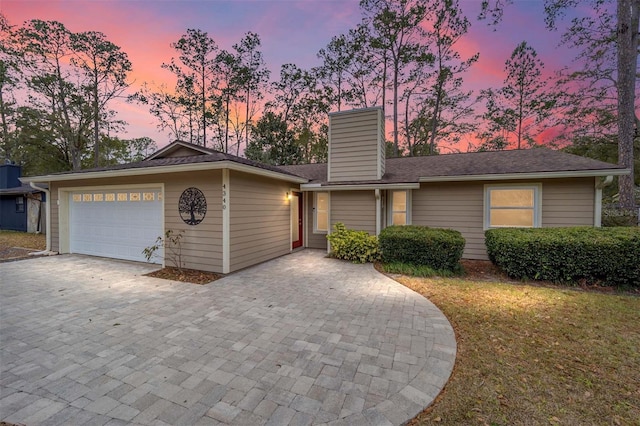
top-left (418, 169), bottom-right (630, 183)
top-left (300, 182), bottom-right (420, 191)
top-left (20, 161), bottom-right (308, 184)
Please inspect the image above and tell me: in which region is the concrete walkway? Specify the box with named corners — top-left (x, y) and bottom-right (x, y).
top-left (0, 250), bottom-right (456, 425)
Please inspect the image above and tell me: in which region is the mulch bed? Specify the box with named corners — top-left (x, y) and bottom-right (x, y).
top-left (145, 266), bottom-right (221, 284)
top-left (460, 259), bottom-right (507, 281)
top-left (460, 259), bottom-right (639, 295)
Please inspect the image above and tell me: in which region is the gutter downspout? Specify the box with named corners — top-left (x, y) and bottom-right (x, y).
top-left (594, 175), bottom-right (614, 227)
top-left (29, 181), bottom-right (55, 255)
top-left (375, 189), bottom-right (381, 235)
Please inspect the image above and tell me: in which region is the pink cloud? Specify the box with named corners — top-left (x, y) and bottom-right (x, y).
top-left (0, 0), bottom-right (607, 154)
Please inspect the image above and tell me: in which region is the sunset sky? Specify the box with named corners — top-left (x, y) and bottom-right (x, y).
top-left (2, 0), bottom-right (583, 150)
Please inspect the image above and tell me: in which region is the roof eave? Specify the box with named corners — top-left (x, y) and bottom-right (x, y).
top-left (0, 189), bottom-right (40, 195)
top-left (300, 182), bottom-right (420, 191)
top-left (20, 161), bottom-right (309, 185)
top-left (418, 169), bottom-right (630, 183)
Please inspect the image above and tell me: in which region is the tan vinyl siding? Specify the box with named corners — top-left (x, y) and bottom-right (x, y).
top-left (542, 178), bottom-right (594, 226)
top-left (164, 172), bottom-right (222, 272)
top-left (412, 178), bottom-right (597, 260)
top-left (49, 171), bottom-right (223, 272)
top-left (50, 188), bottom-right (60, 251)
top-left (329, 108), bottom-right (383, 182)
top-left (229, 171), bottom-right (291, 272)
top-left (306, 194), bottom-right (328, 249)
top-left (330, 191), bottom-right (376, 235)
top-left (412, 182), bottom-right (486, 259)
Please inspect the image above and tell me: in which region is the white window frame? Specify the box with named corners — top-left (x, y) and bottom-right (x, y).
top-left (387, 190), bottom-right (411, 226)
top-left (484, 184), bottom-right (542, 230)
top-left (15, 196), bottom-right (25, 213)
top-left (314, 192), bottom-right (329, 233)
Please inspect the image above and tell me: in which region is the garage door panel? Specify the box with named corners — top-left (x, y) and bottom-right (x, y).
top-left (69, 189), bottom-right (163, 263)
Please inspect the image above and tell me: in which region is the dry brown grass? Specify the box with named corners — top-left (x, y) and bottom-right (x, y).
top-left (0, 230), bottom-right (46, 260)
top-left (398, 276), bottom-right (640, 426)
top-left (0, 230), bottom-right (46, 250)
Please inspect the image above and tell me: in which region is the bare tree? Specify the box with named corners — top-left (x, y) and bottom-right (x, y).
top-left (163, 29), bottom-right (218, 147)
top-left (480, 0), bottom-right (639, 209)
top-left (480, 41), bottom-right (556, 149)
top-left (361, 0), bottom-right (429, 156)
top-left (72, 31), bottom-right (131, 167)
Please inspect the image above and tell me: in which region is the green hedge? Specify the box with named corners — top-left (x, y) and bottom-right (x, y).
top-left (326, 223), bottom-right (379, 263)
top-left (379, 225), bottom-right (465, 271)
top-left (485, 227), bottom-right (640, 286)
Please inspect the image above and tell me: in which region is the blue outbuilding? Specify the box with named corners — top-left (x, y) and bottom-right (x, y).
top-left (0, 164), bottom-right (47, 233)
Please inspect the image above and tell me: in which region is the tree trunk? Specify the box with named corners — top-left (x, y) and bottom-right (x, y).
top-left (55, 57), bottom-right (78, 170)
top-left (72, 135), bottom-right (81, 170)
top-left (224, 94), bottom-right (230, 153)
top-left (429, 78), bottom-right (445, 155)
top-left (189, 108), bottom-right (193, 144)
top-left (517, 84), bottom-right (524, 150)
top-left (202, 65), bottom-right (206, 147)
top-left (245, 84), bottom-right (250, 155)
top-left (393, 64), bottom-right (399, 157)
top-left (93, 68), bottom-right (100, 167)
top-left (617, 0), bottom-right (639, 209)
top-left (404, 92), bottom-right (412, 156)
top-left (381, 54), bottom-right (387, 124)
top-left (337, 74), bottom-right (342, 112)
top-left (0, 83), bottom-right (10, 161)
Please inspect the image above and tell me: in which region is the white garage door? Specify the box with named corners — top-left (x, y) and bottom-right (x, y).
top-left (69, 188), bottom-right (163, 263)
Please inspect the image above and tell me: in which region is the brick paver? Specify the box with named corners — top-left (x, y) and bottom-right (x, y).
top-left (0, 250), bottom-right (455, 424)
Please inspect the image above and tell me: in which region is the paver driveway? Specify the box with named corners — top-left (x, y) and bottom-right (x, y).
top-left (0, 250), bottom-right (455, 425)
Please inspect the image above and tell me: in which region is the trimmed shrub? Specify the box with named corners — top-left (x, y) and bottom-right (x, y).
top-left (326, 223), bottom-right (379, 263)
top-left (379, 225), bottom-right (465, 271)
top-left (485, 227), bottom-right (640, 286)
top-left (602, 207), bottom-right (639, 227)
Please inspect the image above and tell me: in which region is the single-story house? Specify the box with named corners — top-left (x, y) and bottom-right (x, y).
top-left (21, 107), bottom-right (629, 273)
top-left (1, 164), bottom-right (47, 233)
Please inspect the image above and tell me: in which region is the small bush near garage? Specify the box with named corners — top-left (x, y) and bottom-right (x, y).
top-left (326, 223), bottom-right (379, 263)
top-left (379, 225), bottom-right (465, 272)
top-left (602, 206), bottom-right (639, 227)
top-left (485, 227), bottom-right (640, 286)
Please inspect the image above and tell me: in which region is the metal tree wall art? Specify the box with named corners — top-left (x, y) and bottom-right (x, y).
top-left (179, 187), bottom-right (207, 225)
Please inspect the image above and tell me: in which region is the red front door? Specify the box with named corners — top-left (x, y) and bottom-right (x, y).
top-left (292, 192), bottom-right (303, 249)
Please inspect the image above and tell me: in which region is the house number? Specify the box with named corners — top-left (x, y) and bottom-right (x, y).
top-left (222, 184), bottom-right (227, 210)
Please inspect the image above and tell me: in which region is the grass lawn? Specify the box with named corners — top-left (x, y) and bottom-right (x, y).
top-left (0, 230), bottom-right (46, 251)
top-left (397, 275), bottom-right (640, 426)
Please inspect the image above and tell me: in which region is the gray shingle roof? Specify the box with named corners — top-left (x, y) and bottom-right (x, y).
top-left (25, 145), bottom-right (626, 184)
top-left (0, 183), bottom-right (47, 195)
top-left (279, 148), bottom-right (626, 184)
top-left (41, 150), bottom-right (302, 179)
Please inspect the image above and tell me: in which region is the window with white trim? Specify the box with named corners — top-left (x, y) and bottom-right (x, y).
top-left (389, 190), bottom-right (410, 225)
top-left (314, 192), bottom-right (329, 232)
top-left (485, 185), bottom-right (541, 229)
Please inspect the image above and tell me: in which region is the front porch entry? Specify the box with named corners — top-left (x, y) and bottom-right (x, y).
top-left (291, 191), bottom-right (303, 249)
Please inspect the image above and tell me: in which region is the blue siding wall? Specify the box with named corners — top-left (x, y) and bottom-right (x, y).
top-left (1, 165), bottom-right (28, 231)
top-left (0, 196), bottom-right (27, 231)
top-left (0, 165), bottom-right (21, 189)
